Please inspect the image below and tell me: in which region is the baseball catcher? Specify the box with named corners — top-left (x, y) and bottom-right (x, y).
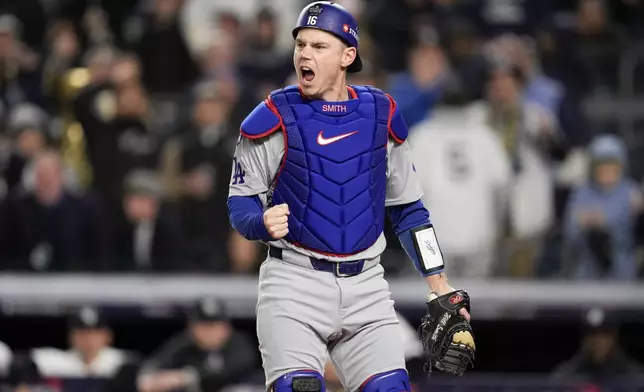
top-left (227, 1), bottom-right (475, 391)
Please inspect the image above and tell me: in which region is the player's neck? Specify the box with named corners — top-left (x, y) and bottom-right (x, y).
top-left (320, 80), bottom-right (350, 102)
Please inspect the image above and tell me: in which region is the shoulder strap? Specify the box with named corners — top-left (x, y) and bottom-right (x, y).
top-left (266, 88), bottom-right (309, 209)
top-left (361, 85), bottom-right (408, 143)
top-left (363, 86), bottom-right (391, 148)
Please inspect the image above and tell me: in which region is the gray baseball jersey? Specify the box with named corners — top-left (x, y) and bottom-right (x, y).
top-left (229, 96), bottom-right (425, 391)
top-left (228, 127), bottom-right (424, 261)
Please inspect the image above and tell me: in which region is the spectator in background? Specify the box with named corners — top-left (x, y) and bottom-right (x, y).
top-left (134, 0), bottom-right (200, 97)
top-left (468, 0), bottom-right (554, 38)
top-left (201, 28), bottom-right (239, 87)
top-left (2, 103), bottom-right (49, 193)
top-left (387, 25), bottom-right (446, 130)
top-left (82, 44), bottom-right (117, 85)
top-left (551, 307), bottom-right (644, 384)
top-left (441, 18), bottom-right (489, 103)
top-left (563, 134), bottom-right (643, 280)
top-left (226, 7), bottom-right (291, 129)
top-left (511, 33), bottom-right (592, 151)
top-left (0, 0), bottom-right (48, 52)
top-left (214, 11), bottom-right (243, 48)
top-left (409, 106), bottom-right (511, 278)
top-left (4, 352), bottom-right (56, 392)
top-left (161, 80), bottom-right (258, 272)
top-left (41, 19), bottom-right (82, 109)
top-left (576, 0), bottom-right (623, 93)
top-left (237, 8), bottom-right (291, 88)
top-left (494, 35), bottom-right (565, 129)
top-left (137, 298), bottom-right (258, 392)
top-left (130, 0), bottom-right (201, 135)
top-left (611, 0), bottom-right (644, 38)
top-left (0, 14), bottom-right (42, 107)
top-left (468, 62), bottom-right (557, 276)
top-left (31, 306), bottom-right (135, 379)
top-left (365, 0), bottom-right (433, 73)
top-left (50, 0), bottom-right (137, 49)
top-left (179, 0), bottom-right (298, 57)
top-left (487, 34), bottom-right (589, 157)
top-left (112, 169), bottom-right (184, 272)
top-left (72, 53), bottom-right (160, 219)
top-left (0, 150), bottom-right (107, 271)
top-left (556, 0), bottom-right (623, 96)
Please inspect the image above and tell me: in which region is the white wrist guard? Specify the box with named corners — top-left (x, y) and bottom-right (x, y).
top-left (411, 224), bottom-right (446, 275)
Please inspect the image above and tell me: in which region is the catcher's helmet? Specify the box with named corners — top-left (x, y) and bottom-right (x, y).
top-left (293, 1), bottom-right (362, 73)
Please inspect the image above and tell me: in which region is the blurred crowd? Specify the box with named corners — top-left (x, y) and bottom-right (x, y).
top-left (0, 0), bottom-right (643, 281)
top-left (1, 301), bottom-right (643, 392)
top-left (0, 300), bottom-right (264, 392)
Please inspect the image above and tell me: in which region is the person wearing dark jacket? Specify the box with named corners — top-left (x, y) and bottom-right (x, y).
top-left (0, 150), bottom-right (108, 271)
top-left (160, 80), bottom-right (242, 272)
top-left (137, 297), bottom-right (258, 392)
top-left (111, 169), bottom-right (184, 272)
top-left (2, 102), bottom-right (49, 193)
top-left (551, 308), bottom-right (644, 385)
top-left (71, 55), bottom-right (161, 223)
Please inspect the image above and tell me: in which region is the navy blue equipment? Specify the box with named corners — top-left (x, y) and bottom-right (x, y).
top-left (272, 370), bottom-right (325, 392)
top-left (360, 369), bottom-right (412, 392)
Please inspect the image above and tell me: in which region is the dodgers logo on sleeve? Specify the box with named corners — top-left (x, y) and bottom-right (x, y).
top-left (231, 157), bottom-right (246, 185)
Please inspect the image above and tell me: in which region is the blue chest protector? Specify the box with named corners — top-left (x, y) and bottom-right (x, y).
top-left (241, 85), bottom-right (406, 256)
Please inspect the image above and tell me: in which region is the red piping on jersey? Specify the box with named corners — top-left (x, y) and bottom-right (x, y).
top-left (291, 239), bottom-right (375, 258)
top-left (385, 93), bottom-right (404, 144)
top-left (347, 85), bottom-right (358, 99)
top-left (359, 374), bottom-right (411, 392)
top-left (360, 375), bottom-right (375, 390)
top-left (263, 96), bottom-right (289, 195)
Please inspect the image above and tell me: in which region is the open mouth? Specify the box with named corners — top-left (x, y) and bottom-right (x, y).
top-left (301, 66), bottom-right (315, 82)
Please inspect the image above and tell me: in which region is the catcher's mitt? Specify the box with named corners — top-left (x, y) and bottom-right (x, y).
top-left (418, 290), bottom-right (476, 376)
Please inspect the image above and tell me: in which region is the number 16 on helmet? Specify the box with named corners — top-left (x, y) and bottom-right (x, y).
top-left (292, 1), bottom-right (363, 73)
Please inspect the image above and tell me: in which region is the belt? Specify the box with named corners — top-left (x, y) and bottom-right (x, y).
top-left (269, 247), bottom-right (365, 277)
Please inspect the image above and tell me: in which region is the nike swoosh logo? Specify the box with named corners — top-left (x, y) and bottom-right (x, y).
top-left (317, 130), bottom-right (358, 146)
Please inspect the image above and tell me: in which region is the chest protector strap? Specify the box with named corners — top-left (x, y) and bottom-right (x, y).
top-left (363, 85), bottom-right (392, 180)
top-left (266, 89), bottom-right (307, 209)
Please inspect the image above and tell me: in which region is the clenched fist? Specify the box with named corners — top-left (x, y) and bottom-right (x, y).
top-left (263, 203), bottom-right (290, 239)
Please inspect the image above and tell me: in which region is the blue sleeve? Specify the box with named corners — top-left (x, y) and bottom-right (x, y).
top-left (227, 195), bottom-right (273, 242)
top-left (387, 200), bottom-right (444, 276)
